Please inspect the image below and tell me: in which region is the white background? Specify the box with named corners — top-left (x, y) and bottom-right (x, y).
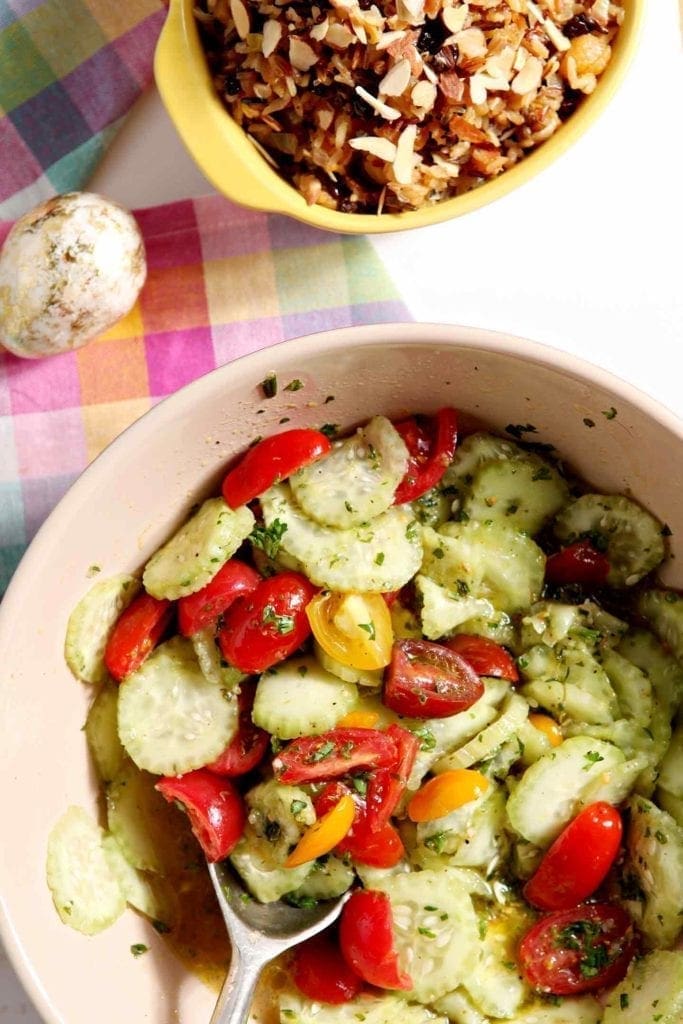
top-left (2, 1), bottom-right (682, 1020)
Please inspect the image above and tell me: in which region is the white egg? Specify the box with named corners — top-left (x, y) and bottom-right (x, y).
top-left (0, 192), bottom-right (147, 359)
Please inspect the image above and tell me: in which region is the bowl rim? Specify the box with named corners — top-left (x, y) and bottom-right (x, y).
top-left (1, 320), bottom-right (682, 1024)
top-left (154, 0), bottom-right (645, 234)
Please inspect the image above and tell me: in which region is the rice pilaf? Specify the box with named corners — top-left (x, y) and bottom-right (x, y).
top-left (195, 0), bottom-right (624, 214)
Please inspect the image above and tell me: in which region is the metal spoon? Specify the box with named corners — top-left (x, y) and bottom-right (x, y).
top-left (207, 860), bottom-right (349, 1024)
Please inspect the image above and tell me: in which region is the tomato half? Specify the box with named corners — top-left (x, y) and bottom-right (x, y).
top-left (293, 933), bottom-right (363, 1004)
top-left (407, 768), bottom-right (489, 822)
top-left (524, 803), bottom-right (623, 911)
top-left (177, 559), bottom-right (260, 636)
top-left (365, 724), bottom-right (419, 831)
top-left (383, 639), bottom-right (484, 718)
top-left (155, 770), bottom-right (246, 862)
top-left (217, 571), bottom-right (317, 673)
top-left (393, 408), bottom-right (458, 504)
top-left (444, 633), bottom-right (519, 683)
top-left (104, 592), bottom-right (173, 681)
top-left (307, 591), bottom-right (393, 671)
top-left (518, 903), bottom-right (637, 995)
top-left (314, 783), bottom-right (405, 869)
top-left (545, 541), bottom-right (610, 587)
top-left (206, 683), bottom-right (269, 777)
top-left (339, 890), bottom-right (412, 991)
top-left (222, 429), bottom-right (332, 509)
top-left (273, 728), bottom-right (399, 785)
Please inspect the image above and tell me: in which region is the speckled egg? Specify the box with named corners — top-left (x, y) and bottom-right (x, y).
top-left (0, 192), bottom-right (147, 359)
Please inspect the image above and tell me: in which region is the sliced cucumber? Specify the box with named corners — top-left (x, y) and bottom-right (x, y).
top-left (506, 736), bottom-right (625, 846)
top-left (314, 641), bottom-right (383, 688)
top-left (290, 416), bottom-right (408, 528)
top-left (505, 996), bottom-right (602, 1023)
top-left (415, 574), bottom-right (495, 640)
top-left (435, 693), bottom-right (529, 772)
top-left (519, 600), bottom-right (627, 653)
top-left (106, 761), bottom-right (188, 873)
top-left (451, 609), bottom-right (517, 648)
top-left (289, 855), bottom-right (354, 901)
top-left (85, 683), bottom-right (126, 783)
top-left (391, 599), bottom-right (423, 639)
top-left (621, 795), bottom-right (683, 948)
top-left (102, 834), bottom-right (178, 928)
top-left (424, 522), bottom-right (545, 615)
top-left (46, 806), bottom-right (125, 935)
top-left (230, 833), bottom-right (312, 903)
top-left (261, 482), bottom-right (422, 592)
top-left (413, 487), bottom-right (452, 528)
top-left (191, 627), bottom-right (245, 690)
top-left (252, 655), bottom-right (358, 739)
top-left (639, 589), bottom-right (683, 673)
top-left (280, 991), bottom-right (448, 1024)
top-left (510, 838), bottom-right (544, 880)
top-left (245, 779), bottom-right (315, 858)
top-left (374, 868), bottom-right (479, 1003)
top-left (520, 641), bottom-right (618, 727)
top-left (463, 455), bottom-right (568, 536)
top-left (440, 432), bottom-right (522, 495)
top-left (618, 627), bottom-right (683, 722)
top-left (464, 898), bottom-right (533, 1019)
top-left (659, 724), bottom-right (683, 797)
top-left (554, 494), bottom-right (665, 587)
top-left (657, 787), bottom-right (683, 826)
top-left (600, 647), bottom-right (653, 726)
top-left (415, 786), bottom-right (507, 871)
top-left (64, 573), bottom-right (139, 684)
top-left (143, 498), bottom-right (254, 600)
top-left (433, 989), bottom-right (489, 1024)
top-left (117, 636), bottom-right (238, 775)
top-left (602, 950), bottom-right (683, 1024)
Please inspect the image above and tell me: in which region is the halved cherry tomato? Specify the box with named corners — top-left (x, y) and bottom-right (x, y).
top-left (314, 783), bottom-right (405, 868)
top-left (518, 903), bottom-right (637, 995)
top-left (524, 803), bottom-right (623, 911)
top-left (338, 710), bottom-right (380, 729)
top-left (339, 890), bottom-right (412, 991)
top-left (528, 713), bottom-right (563, 747)
top-left (217, 571), bottom-right (317, 673)
top-left (393, 408), bottom-right (458, 504)
top-left (177, 559), bottom-right (260, 636)
top-left (307, 591), bottom-right (393, 671)
top-left (444, 634), bottom-right (519, 683)
top-left (104, 592), bottom-right (173, 681)
top-left (273, 728), bottom-right (399, 785)
top-left (365, 724), bottom-right (419, 831)
top-left (206, 683), bottom-right (269, 777)
top-left (155, 769), bottom-right (245, 862)
top-left (292, 933), bottom-right (364, 1005)
top-left (285, 794), bottom-right (355, 867)
top-left (407, 768), bottom-right (489, 822)
top-left (383, 638), bottom-right (484, 718)
top-left (545, 541), bottom-right (610, 587)
top-left (222, 429), bottom-right (332, 509)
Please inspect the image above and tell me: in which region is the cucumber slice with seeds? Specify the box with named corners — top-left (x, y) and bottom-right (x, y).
top-left (65, 573), bottom-right (139, 684)
top-left (289, 855), bottom-right (354, 901)
top-left (106, 761), bottom-right (190, 874)
top-left (554, 493), bottom-right (665, 587)
top-left (117, 636), bottom-right (238, 775)
top-left (280, 991), bottom-right (448, 1024)
top-left (440, 432), bottom-right (522, 495)
top-left (46, 806), bottom-right (125, 935)
top-left (102, 834), bottom-right (178, 927)
top-left (638, 590), bottom-right (683, 676)
top-left (313, 641), bottom-right (383, 688)
top-left (621, 796), bottom-right (683, 948)
top-left (230, 834), bottom-right (313, 903)
top-left (143, 498), bottom-right (254, 600)
top-left (415, 574), bottom-right (495, 640)
top-left (600, 647), bottom-right (653, 726)
top-left (463, 455), bottom-right (568, 536)
top-left (290, 416), bottom-right (409, 528)
top-left (618, 627), bottom-right (683, 722)
top-left (602, 950), bottom-right (683, 1024)
top-left (261, 482), bottom-right (422, 592)
top-left (245, 779), bottom-right (315, 858)
top-left (85, 683), bottom-right (126, 783)
top-left (252, 655), bottom-right (358, 739)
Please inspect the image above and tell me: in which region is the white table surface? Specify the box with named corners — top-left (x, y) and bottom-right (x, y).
top-left (2, 2), bottom-right (682, 1021)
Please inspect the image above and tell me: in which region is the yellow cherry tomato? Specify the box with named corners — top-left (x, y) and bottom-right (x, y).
top-left (284, 795), bottom-right (355, 868)
top-left (528, 713), bottom-right (563, 747)
top-left (306, 591), bottom-right (393, 671)
top-left (338, 710), bottom-right (380, 729)
top-left (407, 769), bottom-right (490, 823)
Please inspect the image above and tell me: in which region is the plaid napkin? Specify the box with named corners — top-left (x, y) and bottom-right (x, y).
top-left (0, 194), bottom-right (409, 594)
top-left (0, 0), bottom-right (165, 219)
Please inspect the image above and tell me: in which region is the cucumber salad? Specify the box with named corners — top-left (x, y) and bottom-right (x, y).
top-left (50, 408), bottom-right (683, 1024)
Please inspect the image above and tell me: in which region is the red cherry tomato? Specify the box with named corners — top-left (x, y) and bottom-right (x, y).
top-left (518, 903), bottom-right (637, 995)
top-left (104, 592), bottom-right (173, 681)
top-left (443, 634), bottom-right (519, 683)
top-left (178, 559), bottom-right (260, 636)
top-left (383, 639), bottom-right (484, 718)
top-left (546, 541), bottom-right (610, 587)
top-left (292, 933), bottom-right (363, 1004)
top-left (273, 728), bottom-right (399, 785)
top-left (524, 803), bottom-right (623, 912)
top-left (155, 769), bottom-right (246, 862)
top-left (206, 683), bottom-right (269, 777)
top-left (339, 890), bottom-right (412, 991)
top-left (393, 408), bottom-right (458, 504)
top-left (217, 571), bottom-right (317, 673)
top-left (314, 783), bottom-right (405, 869)
top-left (222, 429), bottom-right (332, 509)
top-left (365, 725), bottom-right (419, 831)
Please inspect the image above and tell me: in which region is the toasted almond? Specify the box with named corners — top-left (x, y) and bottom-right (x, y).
top-left (376, 29), bottom-right (408, 49)
top-left (393, 123), bottom-right (417, 184)
top-left (289, 37), bottom-right (318, 71)
top-left (510, 54), bottom-right (543, 94)
top-left (411, 78), bottom-right (437, 111)
top-left (349, 135), bottom-right (398, 160)
top-left (442, 3), bottom-right (468, 34)
top-left (261, 19), bottom-right (282, 57)
top-left (310, 18), bottom-right (329, 42)
top-left (397, 0), bottom-right (425, 25)
top-left (485, 45), bottom-right (515, 81)
top-left (230, 0), bottom-right (250, 39)
top-left (454, 27), bottom-right (487, 59)
top-left (355, 85), bottom-right (401, 120)
top-left (379, 57), bottom-right (412, 96)
top-left (325, 21), bottom-right (355, 46)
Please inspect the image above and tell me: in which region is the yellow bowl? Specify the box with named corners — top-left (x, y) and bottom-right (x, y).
top-left (155, 0), bottom-right (644, 234)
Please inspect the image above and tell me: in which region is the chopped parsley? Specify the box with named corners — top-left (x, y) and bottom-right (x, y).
top-left (250, 518), bottom-right (288, 559)
top-left (583, 750), bottom-right (605, 770)
top-left (358, 621), bottom-right (376, 640)
top-left (620, 993), bottom-right (629, 1010)
top-left (291, 799), bottom-right (308, 816)
top-left (602, 406), bottom-right (618, 420)
top-left (262, 604), bottom-right (295, 634)
top-left (152, 919), bottom-right (171, 934)
top-left (418, 927), bottom-right (436, 939)
top-left (532, 466), bottom-right (552, 481)
top-left (423, 831), bottom-right (449, 854)
top-left (130, 944), bottom-right (148, 958)
top-left (307, 740), bottom-right (337, 763)
top-left (583, 417), bottom-right (596, 428)
top-left (506, 423), bottom-right (537, 439)
top-left (284, 378), bottom-right (304, 392)
top-left (413, 725), bottom-right (437, 752)
top-left (261, 373), bottom-right (277, 398)
top-left (320, 423), bottom-right (339, 438)
top-left (374, 551), bottom-right (385, 565)
top-left (555, 919), bottom-right (612, 979)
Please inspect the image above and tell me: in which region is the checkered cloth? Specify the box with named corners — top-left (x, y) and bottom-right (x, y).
top-left (0, 0), bottom-right (165, 219)
top-left (0, 195), bottom-right (408, 594)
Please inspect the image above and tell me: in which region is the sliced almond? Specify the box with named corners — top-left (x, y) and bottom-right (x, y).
top-left (454, 27), bottom-right (487, 59)
top-left (442, 3), bottom-right (468, 34)
top-left (289, 37), bottom-right (318, 71)
top-left (411, 78), bottom-right (437, 112)
top-left (379, 58), bottom-right (412, 96)
top-left (485, 46), bottom-right (515, 81)
top-left (262, 19), bottom-right (282, 57)
top-left (349, 136), bottom-right (398, 160)
top-left (397, 0), bottom-right (425, 26)
top-left (325, 21), bottom-right (355, 46)
top-left (393, 123), bottom-right (417, 184)
top-left (355, 85), bottom-right (401, 120)
top-left (510, 54), bottom-right (543, 94)
top-left (376, 29), bottom-right (408, 49)
top-left (230, 0), bottom-right (250, 40)
top-left (310, 18), bottom-right (329, 42)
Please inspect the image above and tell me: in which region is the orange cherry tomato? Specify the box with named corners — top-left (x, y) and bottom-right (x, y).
top-left (285, 795), bottom-right (355, 867)
top-left (407, 769), bottom-right (490, 822)
top-left (307, 591), bottom-right (393, 671)
top-left (338, 710), bottom-right (381, 729)
top-left (528, 713), bottom-right (563, 747)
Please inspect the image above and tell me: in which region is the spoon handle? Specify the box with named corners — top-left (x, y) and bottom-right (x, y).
top-left (210, 944), bottom-right (266, 1024)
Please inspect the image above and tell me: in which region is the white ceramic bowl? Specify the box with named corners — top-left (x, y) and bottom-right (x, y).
top-left (1, 323), bottom-right (682, 1024)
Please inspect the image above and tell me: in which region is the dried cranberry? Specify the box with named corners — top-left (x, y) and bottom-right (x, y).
top-left (563, 14), bottom-right (599, 38)
top-left (418, 19), bottom-right (450, 55)
top-left (558, 88), bottom-right (583, 121)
